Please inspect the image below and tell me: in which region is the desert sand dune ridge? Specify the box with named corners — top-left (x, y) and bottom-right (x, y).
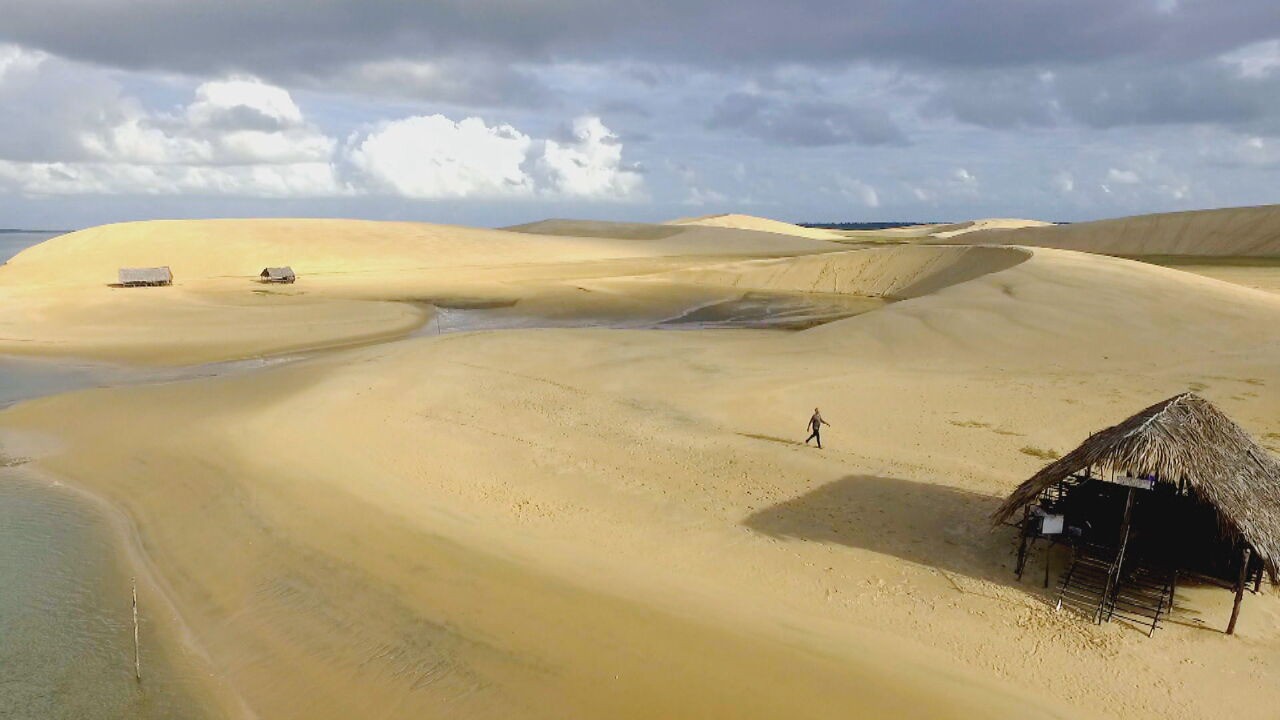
top-left (3, 212), bottom-right (1280, 719)
top-left (665, 212), bottom-right (846, 240)
top-left (958, 203), bottom-right (1280, 256)
top-left (660, 245), bottom-right (1032, 300)
top-left (927, 218), bottom-right (1053, 239)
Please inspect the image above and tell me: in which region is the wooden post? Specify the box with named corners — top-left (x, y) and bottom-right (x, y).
top-left (1099, 488), bottom-right (1136, 624)
top-left (1227, 548), bottom-right (1251, 636)
top-left (1253, 562), bottom-right (1263, 594)
top-left (132, 577), bottom-right (141, 682)
top-left (1044, 541), bottom-right (1052, 588)
top-left (1015, 506), bottom-right (1031, 580)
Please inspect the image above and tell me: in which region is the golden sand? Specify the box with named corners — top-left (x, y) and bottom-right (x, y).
top-left (3, 212), bottom-right (1280, 718)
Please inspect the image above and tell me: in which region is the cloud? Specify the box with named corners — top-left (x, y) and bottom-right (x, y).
top-left (0, 46), bottom-right (645, 202)
top-left (0, 65), bottom-right (344, 196)
top-left (348, 114), bottom-right (643, 200)
top-left (0, 44), bottom-right (138, 163)
top-left (0, 160), bottom-right (344, 197)
top-left (318, 57), bottom-right (551, 107)
top-left (348, 115), bottom-right (534, 199)
top-left (5, 0), bottom-right (1279, 82)
top-left (1107, 168), bottom-right (1141, 184)
top-left (835, 176), bottom-right (880, 208)
top-left (929, 51), bottom-right (1280, 136)
top-left (536, 116), bottom-right (644, 200)
top-left (708, 92), bottom-right (905, 146)
top-left (1052, 171), bottom-right (1075, 193)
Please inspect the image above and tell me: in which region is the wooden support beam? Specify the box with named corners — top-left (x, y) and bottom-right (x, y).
top-left (1228, 548), bottom-right (1251, 636)
top-left (1015, 506), bottom-right (1031, 581)
top-left (1044, 541), bottom-right (1052, 588)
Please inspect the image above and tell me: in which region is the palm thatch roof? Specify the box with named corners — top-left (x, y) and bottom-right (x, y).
top-left (118, 266), bottom-right (173, 286)
top-left (993, 393), bottom-right (1280, 578)
top-left (260, 266), bottom-right (296, 282)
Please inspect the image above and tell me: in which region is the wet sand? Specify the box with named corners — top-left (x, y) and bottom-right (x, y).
top-left (0, 468), bottom-right (233, 720)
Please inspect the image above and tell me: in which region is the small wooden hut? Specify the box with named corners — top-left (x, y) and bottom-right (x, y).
top-left (994, 393), bottom-right (1280, 635)
top-left (259, 267), bottom-right (296, 284)
top-left (118, 266), bottom-right (173, 287)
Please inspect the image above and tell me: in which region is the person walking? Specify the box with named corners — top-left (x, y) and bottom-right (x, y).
top-left (804, 408), bottom-right (830, 448)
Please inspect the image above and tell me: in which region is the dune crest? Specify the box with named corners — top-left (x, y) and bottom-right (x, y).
top-left (958, 203), bottom-right (1280, 256)
top-left (662, 245), bottom-right (1031, 300)
top-left (665, 213), bottom-right (845, 240)
top-left (928, 218), bottom-right (1053, 239)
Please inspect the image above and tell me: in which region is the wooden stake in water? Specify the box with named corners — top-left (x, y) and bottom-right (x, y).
top-left (132, 577), bottom-right (141, 682)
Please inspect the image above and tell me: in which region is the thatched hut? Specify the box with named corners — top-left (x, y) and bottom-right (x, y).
top-left (118, 266), bottom-right (173, 287)
top-left (259, 267), bottom-right (296, 284)
top-left (994, 393), bottom-right (1280, 635)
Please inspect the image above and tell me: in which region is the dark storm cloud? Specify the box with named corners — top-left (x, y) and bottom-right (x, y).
top-left (3, 0), bottom-right (1278, 79)
top-left (1055, 62), bottom-right (1280, 133)
top-left (708, 93), bottom-right (906, 146)
top-left (927, 59), bottom-right (1280, 135)
top-left (924, 73), bottom-right (1059, 128)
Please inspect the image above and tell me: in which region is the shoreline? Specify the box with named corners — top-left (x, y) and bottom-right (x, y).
top-left (2, 217), bottom-right (1280, 718)
top-left (0, 343), bottom-right (1078, 720)
top-left (0, 461), bottom-right (249, 719)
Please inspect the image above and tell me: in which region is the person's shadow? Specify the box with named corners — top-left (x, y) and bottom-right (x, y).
top-left (743, 474), bottom-right (1029, 587)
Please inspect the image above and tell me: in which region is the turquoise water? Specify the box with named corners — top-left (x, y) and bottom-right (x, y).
top-left (1, 225), bottom-right (220, 720)
top-left (0, 350), bottom-right (221, 719)
top-left (0, 471), bottom-right (213, 719)
top-left (0, 230), bottom-right (886, 718)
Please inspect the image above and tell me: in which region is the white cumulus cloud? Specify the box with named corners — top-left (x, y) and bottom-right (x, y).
top-left (537, 116), bottom-right (644, 199)
top-left (348, 115), bottom-right (535, 198)
top-left (349, 113), bottom-right (643, 200)
top-left (0, 67), bottom-right (344, 196)
top-left (0, 50), bottom-right (642, 203)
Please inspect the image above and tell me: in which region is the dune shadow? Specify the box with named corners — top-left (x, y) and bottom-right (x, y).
top-left (744, 475), bottom-right (1029, 587)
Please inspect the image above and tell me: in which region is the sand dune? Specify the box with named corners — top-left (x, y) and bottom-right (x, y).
top-left (665, 213), bottom-right (845, 240)
top-left (4, 214), bottom-right (1280, 719)
top-left (6, 240), bottom-right (1280, 718)
top-left (503, 218), bottom-right (688, 240)
top-left (0, 218), bottom-right (840, 362)
top-left (928, 217), bottom-right (1053, 239)
top-left (959, 204), bottom-right (1280, 256)
top-left (660, 244), bottom-right (1031, 300)
top-left (3, 218), bottom-right (822, 285)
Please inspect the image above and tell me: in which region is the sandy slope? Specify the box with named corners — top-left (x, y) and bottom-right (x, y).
top-left (503, 218), bottom-right (688, 240)
top-left (659, 244), bottom-right (1031, 299)
top-left (928, 217), bottom-right (1053, 239)
top-left (666, 213), bottom-right (845, 240)
top-left (3, 215), bottom-right (1280, 719)
top-left (7, 211), bottom-right (1280, 718)
top-left (0, 219), bottom-right (841, 363)
top-left (960, 203), bottom-right (1280, 256)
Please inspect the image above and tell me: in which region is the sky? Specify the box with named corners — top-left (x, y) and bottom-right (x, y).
top-left (1, 0), bottom-right (1279, 229)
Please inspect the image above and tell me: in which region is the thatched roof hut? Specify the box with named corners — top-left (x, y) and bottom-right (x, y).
top-left (259, 266), bottom-right (296, 283)
top-left (995, 393), bottom-right (1280, 578)
top-left (118, 266), bottom-right (173, 286)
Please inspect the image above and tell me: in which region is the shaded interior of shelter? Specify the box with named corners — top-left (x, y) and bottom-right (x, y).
top-left (1006, 472), bottom-right (1265, 635)
top-left (741, 474), bottom-right (1235, 633)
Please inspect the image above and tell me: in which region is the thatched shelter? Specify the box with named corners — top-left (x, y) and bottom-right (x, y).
top-left (118, 266), bottom-right (173, 287)
top-left (995, 393), bottom-right (1280, 635)
top-left (259, 266), bottom-right (296, 284)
